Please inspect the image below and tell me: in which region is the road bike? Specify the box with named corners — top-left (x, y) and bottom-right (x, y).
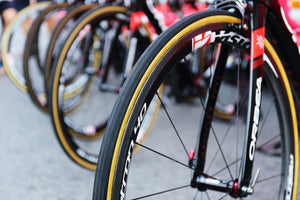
top-left (47, 0), bottom-right (244, 170)
top-left (26, 0), bottom-right (209, 114)
top-left (47, 0), bottom-right (175, 170)
top-left (93, 0), bottom-right (300, 199)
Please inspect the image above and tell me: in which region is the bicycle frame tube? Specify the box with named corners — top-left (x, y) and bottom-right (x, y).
top-left (192, 45), bottom-right (231, 174)
top-left (190, 0), bottom-right (269, 197)
top-left (238, 0), bottom-right (266, 188)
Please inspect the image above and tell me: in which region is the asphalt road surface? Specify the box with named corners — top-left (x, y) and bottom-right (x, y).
top-left (0, 75), bottom-right (95, 199)
top-left (1, 69), bottom-right (299, 200)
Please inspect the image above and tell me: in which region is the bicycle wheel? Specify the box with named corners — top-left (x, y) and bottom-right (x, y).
top-left (23, 2), bottom-right (70, 112)
top-left (23, 2), bottom-right (70, 110)
top-left (1, 1), bottom-right (51, 92)
top-left (31, 3), bottom-right (99, 113)
top-left (93, 10), bottom-right (299, 200)
top-left (49, 5), bottom-right (130, 170)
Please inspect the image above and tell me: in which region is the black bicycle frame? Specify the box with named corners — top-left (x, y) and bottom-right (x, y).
top-left (190, 0), bottom-right (274, 197)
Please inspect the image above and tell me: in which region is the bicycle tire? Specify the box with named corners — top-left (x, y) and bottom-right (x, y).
top-left (29, 3), bottom-right (99, 114)
top-left (44, 3), bottom-right (99, 93)
top-left (93, 10), bottom-right (299, 200)
top-left (23, 2), bottom-right (70, 113)
top-left (49, 5), bottom-right (130, 170)
top-left (1, 1), bottom-right (51, 92)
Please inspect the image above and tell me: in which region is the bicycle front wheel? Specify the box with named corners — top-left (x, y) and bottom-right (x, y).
top-left (93, 10), bottom-right (299, 200)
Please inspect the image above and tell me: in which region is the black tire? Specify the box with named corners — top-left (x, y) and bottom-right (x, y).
top-left (48, 5), bottom-right (129, 170)
top-left (43, 3), bottom-right (99, 110)
top-left (23, 2), bottom-right (70, 113)
top-left (93, 10), bottom-right (299, 200)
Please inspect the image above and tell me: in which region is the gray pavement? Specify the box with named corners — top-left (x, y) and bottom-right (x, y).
top-left (0, 75), bottom-right (95, 199)
top-left (1, 53), bottom-right (300, 199)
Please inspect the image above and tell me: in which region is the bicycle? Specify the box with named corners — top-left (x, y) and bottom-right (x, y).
top-left (47, 0), bottom-right (240, 170)
top-left (93, 0), bottom-right (300, 199)
top-left (47, 0), bottom-right (174, 170)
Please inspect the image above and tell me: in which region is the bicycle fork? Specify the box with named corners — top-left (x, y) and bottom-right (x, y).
top-left (189, 1), bottom-right (266, 198)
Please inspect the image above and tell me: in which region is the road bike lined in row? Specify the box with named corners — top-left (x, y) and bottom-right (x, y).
top-left (2, 0), bottom-right (118, 170)
top-left (23, 0), bottom-right (101, 113)
top-left (45, 0), bottom-right (242, 171)
top-left (1, 0), bottom-right (105, 110)
top-left (23, 0), bottom-right (121, 114)
top-left (1, 0), bottom-right (241, 170)
top-left (93, 0), bottom-right (300, 199)
top-left (47, 0), bottom-right (181, 170)
top-left (1, 0), bottom-right (87, 93)
top-left (46, 0), bottom-right (240, 170)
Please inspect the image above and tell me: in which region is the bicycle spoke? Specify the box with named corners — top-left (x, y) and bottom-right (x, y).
top-left (212, 158), bottom-right (242, 177)
top-left (257, 96), bottom-right (275, 138)
top-left (207, 92), bottom-right (248, 174)
top-left (156, 92), bottom-right (189, 157)
top-left (193, 191), bottom-right (199, 200)
top-left (130, 185), bottom-right (190, 200)
top-left (235, 51), bottom-right (241, 178)
top-left (257, 134), bottom-right (280, 147)
top-left (207, 122), bottom-right (235, 173)
top-left (135, 142), bottom-right (192, 170)
top-left (181, 54), bottom-right (235, 179)
top-left (202, 190), bottom-right (234, 200)
top-left (205, 191), bottom-right (212, 200)
top-left (256, 173), bottom-right (283, 184)
top-left (210, 126), bottom-right (234, 179)
top-left (219, 193), bottom-right (229, 200)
